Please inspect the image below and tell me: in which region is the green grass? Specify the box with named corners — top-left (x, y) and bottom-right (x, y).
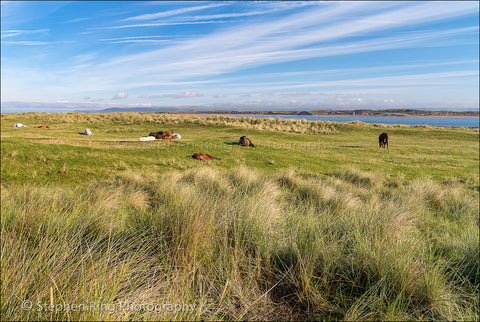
top-left (1, 112), bottom-right (478, 186)
top-left (1, 112), bottom-right (479, 321)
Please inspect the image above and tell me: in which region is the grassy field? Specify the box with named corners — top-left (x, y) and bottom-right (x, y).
top-left (1, 112), bottom-right (479, 321)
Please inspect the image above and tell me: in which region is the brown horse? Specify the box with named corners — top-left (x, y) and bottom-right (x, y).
top-left (190, 153), bottom-right (221, 160)
top-left (238, 136), bottom-right (255, 147)
top-left (149, 130), bottom-right (174, 140)
top-left (379, 132), bottom-right (388, 149)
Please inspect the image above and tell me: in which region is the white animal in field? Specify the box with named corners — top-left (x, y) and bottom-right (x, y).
top-left (13, 123), bottom-right (27, 127)
top-left (137, 136), bottom-right (156, 141)
top-left (83, 128), bottom-right (93, 135)
top-left (172, 133), bottom-right (181, 139)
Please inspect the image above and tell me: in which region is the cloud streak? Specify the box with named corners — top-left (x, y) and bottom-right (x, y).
top-left (163, 90), bottom-right (204, 99)
top-left (122, 3), bottom-right (228, 21)
top-left (105, 20), bottom-right (231, 29)
top-left (112, 92), bottom-right (128, 99)
top-left (1, 28), bottom-right (49, 38)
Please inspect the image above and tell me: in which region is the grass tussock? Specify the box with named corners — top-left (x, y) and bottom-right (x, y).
top-left (2, 166), bottom-right (478, 321)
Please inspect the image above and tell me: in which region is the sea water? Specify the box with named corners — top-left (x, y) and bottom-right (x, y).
top-left (235, 115), bottom-right (479, 128)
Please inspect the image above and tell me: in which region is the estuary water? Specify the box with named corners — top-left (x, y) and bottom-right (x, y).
top-left (235, 115), bottom-right (479, 128)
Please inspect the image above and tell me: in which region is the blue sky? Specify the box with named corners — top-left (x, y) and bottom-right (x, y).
top-left (1, 1), bottom-right (479, 112)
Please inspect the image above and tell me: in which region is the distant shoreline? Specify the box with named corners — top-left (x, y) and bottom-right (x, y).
top-left (168, 109), bottom-right (479, 118)
top-left (2, 108), bottom-right (478, 118)
top-left (172, 113), bottom-right (479, 118)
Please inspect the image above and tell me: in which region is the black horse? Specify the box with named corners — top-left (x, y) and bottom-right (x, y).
top-left (238, 136), bottom-right (255, 147)
top-left (379, 133), bottom-right (388, 149)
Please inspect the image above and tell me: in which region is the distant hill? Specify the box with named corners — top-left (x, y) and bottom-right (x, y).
top-left (77, 107), bottom-right (169, 113)
top-left (75, 106), bottom-right (211, 113)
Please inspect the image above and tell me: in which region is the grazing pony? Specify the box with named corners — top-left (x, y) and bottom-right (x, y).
top-left (379, 132), bottom-right (389, 149)
top-left (190, 153), bottom-right (221, 160)
top-left (238, 136), bottom-right (255, 147)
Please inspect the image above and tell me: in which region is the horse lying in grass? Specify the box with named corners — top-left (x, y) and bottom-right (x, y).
top-left (190, 153), bottom-right (221, 160)
top-left (238, 136), bottom-right (255, 147)
top-left (149, 130), bottom-right (174, 140)
top-left (379, 132), bottom-right (389, 149)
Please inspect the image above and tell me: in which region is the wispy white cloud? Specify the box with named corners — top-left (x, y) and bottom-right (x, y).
top-left (123, 3), bottom-right (228, 21)
top-left (1, 28), bottom-right (49, 38)
top-left (163, 90), bottom-right (203, 99)
top-left (214, 70), bottom-right (479, 94)
top-left (104, 39), bottom-right (171, 45)
top-left (121, 1), bottom-right (321, 24)
top-left (278, 92), bottom-right (312, 97)
top-left (100, 35), bottom-right (175, 41)
top-left (224, 59), bottom-right (479, 82)
top-left (110, 1), bottom-right (329, 29)
top-left (290, 71), bottom-right (479, 90)
top-left (181, 8), bottom-right (295, 22)
top-left (105, 20), bottom-right (231, 29)
top-left (179, 1), bottom-right (333, 23)
top-left (65, 17), bottom-right (89, 23)
top-left (98, 35), bottom-right (176, 45)
top-left (112, 92), bottom-right (128, 99)
top-left (2, 40), bottom-right (75, 46)
top-left (71, 53), bottom-right (97, 64)
top-left (84, 97), bottom-right (105, 102)
top-left (2, 41), bottom-right (50, 46)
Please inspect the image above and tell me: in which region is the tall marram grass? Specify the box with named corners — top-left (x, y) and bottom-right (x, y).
top-left (2, 112), bottom-right (339, 134)
top-left (2, 166), bottom-right (478, 320)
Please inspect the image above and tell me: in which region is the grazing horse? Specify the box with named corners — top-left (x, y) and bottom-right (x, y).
top-left (379, 132), bottom-right (389, 149)
top-left (238, 136), bottom-right (255, 147)
top-left (149, 130), bottom-right (174, 140)
top-left (190, 153), bottom-right (221, 160)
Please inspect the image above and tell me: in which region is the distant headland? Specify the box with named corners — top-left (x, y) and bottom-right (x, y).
top-left (78, 107), bottom-right (479, 117)
top-left (171, 109), bottom-right (479, 117)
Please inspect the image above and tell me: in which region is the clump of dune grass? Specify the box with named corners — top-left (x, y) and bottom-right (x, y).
top-left (333, 166), bottom-right (383, 189)
top-left (1, 166), bottom-right (478, 321)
